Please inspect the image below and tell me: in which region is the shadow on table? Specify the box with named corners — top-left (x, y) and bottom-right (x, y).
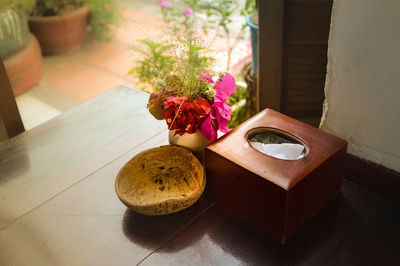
top-left (0, 148), bottom-right (31, 185)
top-left (203, 180), bottom-right (385, 265)
top-left (121, 181), bottom-right (384, 265)
top-left (121, 193), bottom-right (213, 251)
top-left (195, 195), bottom-right (341, 265)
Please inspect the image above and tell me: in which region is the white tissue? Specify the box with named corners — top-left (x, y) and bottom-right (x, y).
top-left (250, 142), bottom-right (305, 160)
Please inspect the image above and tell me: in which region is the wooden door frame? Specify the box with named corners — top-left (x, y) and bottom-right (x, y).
top-left (257, 0), bottom-right (285, 112)
top-left (0, 55), bottom-right (25, 140)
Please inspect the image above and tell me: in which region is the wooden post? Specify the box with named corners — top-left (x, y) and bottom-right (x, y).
top-left (0, 55), bottom-right (25, 140)
top-left (257, 0), bottom-right (285, 112)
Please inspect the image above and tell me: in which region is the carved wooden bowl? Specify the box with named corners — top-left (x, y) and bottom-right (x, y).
top-left (115, 145), bottom-right (205, 215)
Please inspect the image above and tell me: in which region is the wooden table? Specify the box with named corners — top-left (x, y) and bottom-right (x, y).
top-left (1, 86), bottom-right (399, 266)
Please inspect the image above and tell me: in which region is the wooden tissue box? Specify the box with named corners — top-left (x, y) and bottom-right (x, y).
top-left (205, 109), bottom-right (347, 244)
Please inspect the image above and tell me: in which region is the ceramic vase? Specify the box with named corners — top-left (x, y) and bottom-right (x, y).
top-left (168, 130), bottom-right (211, 161)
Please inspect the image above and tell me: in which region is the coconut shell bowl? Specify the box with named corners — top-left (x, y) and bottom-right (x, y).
top-left (115, 145), bottom-right (205, 215)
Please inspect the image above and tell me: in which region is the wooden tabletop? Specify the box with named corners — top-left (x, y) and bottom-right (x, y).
top-left (1, 86), bottom-right (399, 266)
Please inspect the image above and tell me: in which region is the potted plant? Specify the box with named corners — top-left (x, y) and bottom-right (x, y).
top-left (131, 28), bottom-right (237, 158)
top-left (28, 0), bottom-right (120, 54)
top-left (130, 1), bottom-right (257, 135)
top-left (1, 0), bottom-right (43, 95)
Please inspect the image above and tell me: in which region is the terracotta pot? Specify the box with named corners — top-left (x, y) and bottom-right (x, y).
top-left (4, 34), bottom-right (43, 96)
top-left (28, 6), bottom-right (90, 54)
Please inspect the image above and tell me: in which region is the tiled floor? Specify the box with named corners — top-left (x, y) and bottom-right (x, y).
top-left (16, 93), bottom-right (62, 130)
top-left (16, 0), bottom-right (251, 130)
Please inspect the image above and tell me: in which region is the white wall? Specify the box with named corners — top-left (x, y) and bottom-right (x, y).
top-left (320, 0), bottom-right (400, 172)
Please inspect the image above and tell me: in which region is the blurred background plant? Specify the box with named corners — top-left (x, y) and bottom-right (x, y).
top-left (242, 0), bottom-right (257, 24)
top-left (225, 81), bottom-right (246, 128)
top-left (160, 0), bottom-right (256, 72)
top-left (131, 0), bottom-right (257, 89)
top-left (30, 0), bottom-right (120, 40)
top-left (0, 0), bottom-right (34, 59)
top-left (86, 0), bottom-right (120, 40)
top-left (30, 0), bottom-right (82, 16)
top-left (130, 0), bottom-right (258, 128)
top-left (0, 0), bottom-right (35, 13)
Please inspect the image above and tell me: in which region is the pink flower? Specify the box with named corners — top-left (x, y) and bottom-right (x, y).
top-left (198, 71), bottom-right (236, 141)
top-left (182, 7), bottom-right (194, 16)
top-left (214, 72), bottom-right (236, 101)
top-left (200, 117), bottom-right (218, 142)
top-left (199, 99), bottom-right (232, 141)
top-left (158, 0), bottom-right (172, 8)
top-left (210, 100), bottom-right (231, 133)
top-left (200, 70), bottom-right (214, 83)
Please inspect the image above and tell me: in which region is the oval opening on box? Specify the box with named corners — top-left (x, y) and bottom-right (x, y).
top-left (247, 127), bottom-right (308, 160)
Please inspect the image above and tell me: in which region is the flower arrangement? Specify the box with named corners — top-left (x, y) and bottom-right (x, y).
top-left (132, 1), bottom-right (240, 142)
top-left (148, 68), bottom-right (236, 142)
top-left (142, 34), bottom-right (237, 142)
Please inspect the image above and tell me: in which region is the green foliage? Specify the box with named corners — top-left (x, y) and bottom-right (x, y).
top-left (0, 0), bottom-right (35, 13)
top-left (31, 0), bottom-right (83, 16)
top-left (128, 40), bottom-right (175, 87)
top-left (226, 82), bottom-right (246, 106)
top-left (160, 0), bottom-right (252, 71)
top-left (131, 0), bottom-right (256, 90)
top-left (242, 0), bottom-right (257, 25)
top-left (227, 104), bottom-right (247, 129)
top-left (227, 82), bottom-right (249, 129)
top-left (241, 0), bottom-right (256, 18)
top-left (161, 0), bottom-right (253, 35)
top-left (31, 0), bottom-right (120, 40)
top-left (130, 33), bottom-right (215, 99)
top-left (0, 7), bottom-right (30, 59)
top-left (85, 0), bottom-right (120, 40)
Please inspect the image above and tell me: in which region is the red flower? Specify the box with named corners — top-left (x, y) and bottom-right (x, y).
top-left (164, 96), bottom-right (211, 136)
top-left (192, 98), bottom-right (211, 119)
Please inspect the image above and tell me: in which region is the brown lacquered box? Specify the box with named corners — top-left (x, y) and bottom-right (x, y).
top-left (205, 109), bottom-right (347, 244)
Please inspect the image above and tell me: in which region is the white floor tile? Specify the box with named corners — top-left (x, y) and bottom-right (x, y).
top-left (16, 93), bottom-right (62, 130)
